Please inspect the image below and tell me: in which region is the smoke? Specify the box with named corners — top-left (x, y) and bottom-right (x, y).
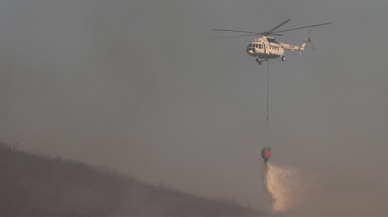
top-left (261, 162), bottom-right (318, 214)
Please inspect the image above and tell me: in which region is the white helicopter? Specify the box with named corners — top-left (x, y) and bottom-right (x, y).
top-left (213, 19), bottom-right (331, 65)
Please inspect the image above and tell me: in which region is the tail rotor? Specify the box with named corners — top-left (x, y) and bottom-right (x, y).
top-left (304, 29), bottom-right (314, 50)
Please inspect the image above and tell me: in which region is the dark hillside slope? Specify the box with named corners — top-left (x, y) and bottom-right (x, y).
top-left (0, 142), bottom-right (264, 216)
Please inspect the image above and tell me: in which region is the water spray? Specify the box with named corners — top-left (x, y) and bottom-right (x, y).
top-left (261, 162), bottom-right (306, 214)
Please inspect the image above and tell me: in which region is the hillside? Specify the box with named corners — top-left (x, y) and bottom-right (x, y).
top-left (0, 142), bottom-right (264, 216)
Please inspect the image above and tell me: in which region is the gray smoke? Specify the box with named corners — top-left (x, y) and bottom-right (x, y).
top-left (1, 1), bottom-right (388, 215)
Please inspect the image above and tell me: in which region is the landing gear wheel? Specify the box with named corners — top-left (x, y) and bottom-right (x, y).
top-left (281, 56), bottom-right (286, 61)
top-left (256, 57), bottom-right (262, 65)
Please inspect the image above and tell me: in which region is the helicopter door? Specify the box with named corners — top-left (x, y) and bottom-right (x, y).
top-left (264, 44), bottom-right (270, 55)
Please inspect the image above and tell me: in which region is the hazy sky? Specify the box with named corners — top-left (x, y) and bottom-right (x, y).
top-left (1, 0), bottom-right (388, 214)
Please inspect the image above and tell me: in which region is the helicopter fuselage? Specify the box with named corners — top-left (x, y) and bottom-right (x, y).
top-left (247, 36), bottom-right (285, 59)
top-left (246, 36), bottom-right (305, 64)
top-left (247, 36), bottom-right (284, 59)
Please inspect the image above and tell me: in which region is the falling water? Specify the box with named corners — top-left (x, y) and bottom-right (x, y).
top-left (261, 162), bottom-right (311, 213)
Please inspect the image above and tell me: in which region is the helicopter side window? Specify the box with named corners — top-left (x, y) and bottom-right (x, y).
top-left (259, 44), bottom-right (262, 49)
top-left (255, 44), bottom-right (258, 48)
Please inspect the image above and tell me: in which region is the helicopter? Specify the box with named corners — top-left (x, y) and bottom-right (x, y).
top-left (213, 19), bottom-right (331, 65)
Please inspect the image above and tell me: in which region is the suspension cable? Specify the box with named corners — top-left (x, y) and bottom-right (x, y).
top-left (267, 60), bottom-right (269, 122)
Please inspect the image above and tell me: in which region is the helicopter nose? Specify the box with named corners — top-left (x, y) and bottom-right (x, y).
top-left (246, 47), bottom-right (255, 55)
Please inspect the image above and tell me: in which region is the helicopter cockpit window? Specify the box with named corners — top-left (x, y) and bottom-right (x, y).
top-left (249, 44), bottom-right (253, 47)
top-left (267, 38), bottom-right (276, 43)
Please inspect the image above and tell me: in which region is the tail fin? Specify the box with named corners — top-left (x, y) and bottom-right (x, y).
top-left (300, 41), bottom-right (306, 51)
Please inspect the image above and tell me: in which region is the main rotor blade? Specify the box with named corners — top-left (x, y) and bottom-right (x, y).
top-left (271, 22), bottom-right (331, 33)
top-left (267, 33), bottom-right (283, 36)
top-left (213, 29), bottom-right (259, 34)
top-left (211, 33), bottom-right (283, 39)
top-left (211, 34), bottom-right (262, 39)
top-left (269, 19), bottom-right (291, 32)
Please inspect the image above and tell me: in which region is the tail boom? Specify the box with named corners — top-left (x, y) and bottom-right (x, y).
top-left (279, 42), bottom-right (305, 51)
